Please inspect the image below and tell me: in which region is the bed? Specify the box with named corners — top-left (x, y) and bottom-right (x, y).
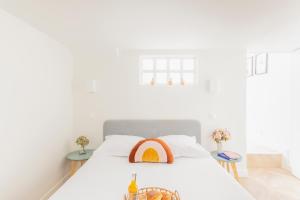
top-left (50, 120), bottom-right (254, 200)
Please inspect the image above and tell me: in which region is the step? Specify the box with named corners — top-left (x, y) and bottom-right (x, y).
top-left (247, 154), bottom-right (282, 168)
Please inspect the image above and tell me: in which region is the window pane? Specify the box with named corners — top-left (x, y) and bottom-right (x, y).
top-left (183, 59), bottom-right (194, 70)
top-left (142, 59), bottom-right (154, 70)
top-left (140, 56), bottom-right (196, 86)
top-left (182, 73), bottom-right (194, 84)
top-left (156, 59), bottom-right (167, 70)
top-left (169, 59), bottom-right (181, 71)
top-left (170, 73), bottom-right (181, 84)
top-left (156, 73), bottom-right (167, 84)
top-left (142, 73), bottom-right (154, 85)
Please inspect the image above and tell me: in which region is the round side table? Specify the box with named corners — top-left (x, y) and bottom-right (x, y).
top-left (66, 149), bottom-right (94, 176)
top-left (211, 151), bottom-right (242, 180)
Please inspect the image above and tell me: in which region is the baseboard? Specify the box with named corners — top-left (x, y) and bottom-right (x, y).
top-left (39, 173), bottom-right (70, 200)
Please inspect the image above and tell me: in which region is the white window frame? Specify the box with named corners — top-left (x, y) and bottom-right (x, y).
top-left (139, 55), bottom-right (198, 86)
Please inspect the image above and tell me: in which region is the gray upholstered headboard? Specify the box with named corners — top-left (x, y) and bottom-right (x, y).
top-left (103, 120), bottom-right (201, 143)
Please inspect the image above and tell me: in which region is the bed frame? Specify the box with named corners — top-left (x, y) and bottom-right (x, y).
top-left (103, 120), bottom-right (201, 143)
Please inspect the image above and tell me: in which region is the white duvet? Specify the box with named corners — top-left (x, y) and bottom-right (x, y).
top-left (50, 146), bottom-right (254, 200)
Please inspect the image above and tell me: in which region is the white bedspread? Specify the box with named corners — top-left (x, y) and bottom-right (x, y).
top-left (50, 148), bottom-right (254, 200)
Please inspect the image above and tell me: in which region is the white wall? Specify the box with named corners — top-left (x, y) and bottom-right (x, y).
top-left (246, 53), bottom-right (292, 155)
top-left (0, 9), bottom-right (73, 200)
top-left (73, 49), bottom-right (248, 174)
top-left (290, 50), bottom-right (300, 178)
top-left (247, 52), bottom-right (300, 178)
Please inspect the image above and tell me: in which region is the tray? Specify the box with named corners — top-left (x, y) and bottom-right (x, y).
top-left (124, 187), bottom-right (180, 200)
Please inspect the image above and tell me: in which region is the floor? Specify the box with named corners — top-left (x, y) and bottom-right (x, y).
top-left (239, 168), bottom-right (300, 200)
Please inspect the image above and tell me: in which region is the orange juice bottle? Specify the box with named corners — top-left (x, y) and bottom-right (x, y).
top-left (128, 173), bottom-right (138, 200)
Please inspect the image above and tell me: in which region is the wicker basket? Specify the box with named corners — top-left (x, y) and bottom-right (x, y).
top-left (124, 187), bottom-right (180, 200)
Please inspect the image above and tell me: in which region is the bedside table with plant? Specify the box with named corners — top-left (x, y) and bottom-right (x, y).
top-left (66, 136), bottom-right (94, 176)
top-left (211, 129), bottom-right (242, 180)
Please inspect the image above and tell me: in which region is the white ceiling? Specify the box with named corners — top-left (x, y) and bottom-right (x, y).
top-left (1, 0), bottom-right (300, 52)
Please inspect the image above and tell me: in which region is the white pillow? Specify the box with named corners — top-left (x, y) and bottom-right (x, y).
top-left (158, 135), bottom-right (197, 145)
top-left (101, 135), bottom-right (144, 157)
top-left (158, 135), bottom-right (209, 158)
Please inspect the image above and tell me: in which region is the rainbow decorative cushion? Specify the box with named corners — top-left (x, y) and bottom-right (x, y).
top-left (129, 138), bottom-right (174, 164)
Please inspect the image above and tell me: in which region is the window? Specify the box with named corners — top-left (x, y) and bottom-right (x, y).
top-left (140, 55), bottom-right (197, 86)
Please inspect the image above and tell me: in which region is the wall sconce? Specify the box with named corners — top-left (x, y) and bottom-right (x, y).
top-left (206, 79), bottom-right (219, 94)
top-left (87, 80), bottom-right (97, 93)
top-left (115, 47), bottom-right (120, 57)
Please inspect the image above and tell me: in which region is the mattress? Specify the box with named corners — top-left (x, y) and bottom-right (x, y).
top-left (50, 146), bottom-right (254, 200)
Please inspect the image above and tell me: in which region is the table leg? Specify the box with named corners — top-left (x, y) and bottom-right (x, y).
top-left (226, 163), bottom-right (230, 173)
top-left (231, 163), bottom-right (239, 180)
top-left (80, 160), bottom-right (87, 166)
top-left (221, 161), bottom-right (225, 168)
top-left (70, 161), bottom-right (78, 176)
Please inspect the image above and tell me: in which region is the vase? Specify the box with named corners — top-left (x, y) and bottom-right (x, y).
top-left (217, 142), bottom-right (223, 153)
top-left (79, 146), bottom-right (86, 155)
